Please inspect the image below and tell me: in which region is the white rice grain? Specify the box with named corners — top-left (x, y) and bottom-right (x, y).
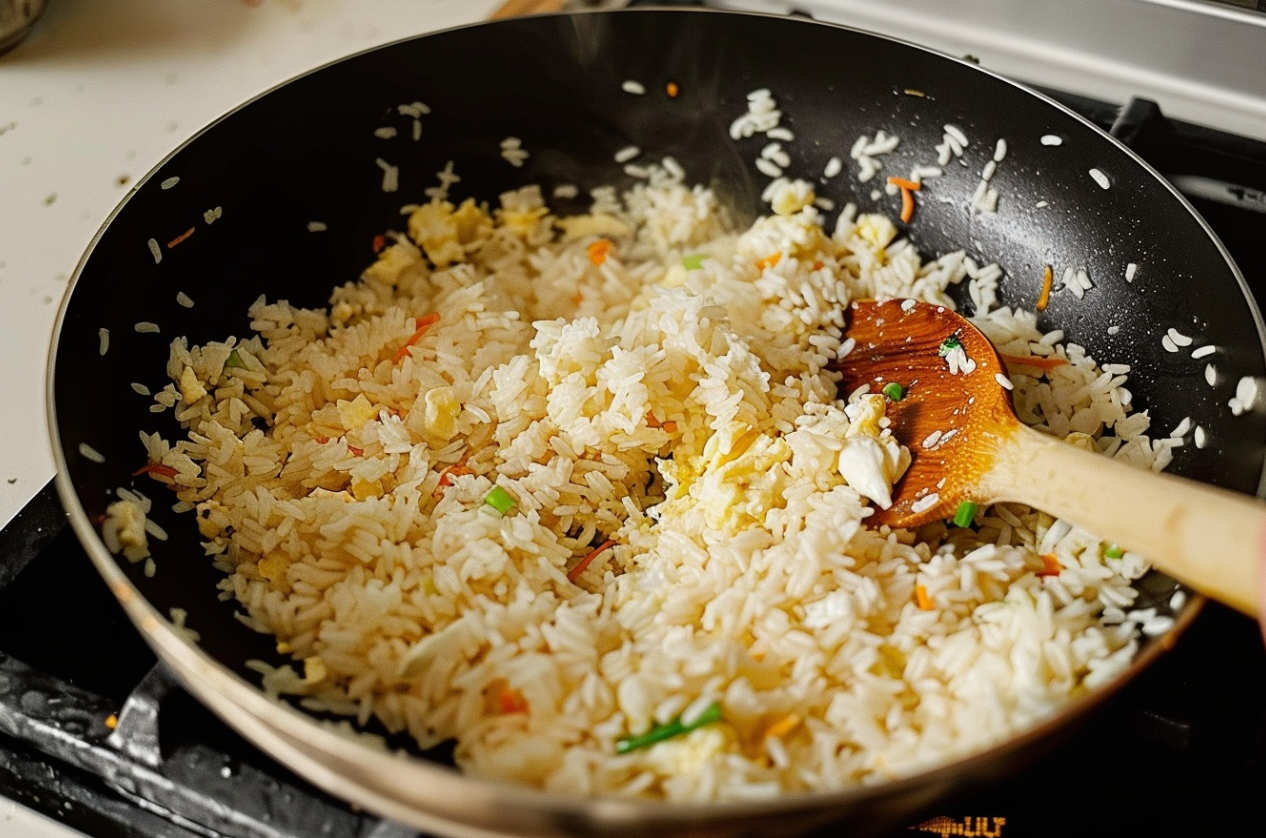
top-left (78, 442), bottom-right (105, 463)
top-left (375, 158), bottom-right (399, 192)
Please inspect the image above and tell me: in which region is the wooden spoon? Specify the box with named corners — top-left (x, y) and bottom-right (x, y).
top-left (837, 298), bottom-right (1262, 616)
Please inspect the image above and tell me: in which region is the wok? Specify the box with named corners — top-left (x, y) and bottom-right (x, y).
top-left (47, 8), bottom-right (1266, 838)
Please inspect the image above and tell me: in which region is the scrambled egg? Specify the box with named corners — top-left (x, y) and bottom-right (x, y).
top-left (854, 214), bottom-right (899, 250)
top-left (837, 394), bottom-right (910, 509)
top-left (104, 499), bottom-right (149, 559)
top-left (408, 198), bottom-right (493, 267)
top-left (688, 432), bottom-right (792, 533)
top-left (336, 394), bottom-right (377, 432)
top-left (422, 386), bottom-right (461, 442)
top-left (661, 394), bottom-right (909, 532)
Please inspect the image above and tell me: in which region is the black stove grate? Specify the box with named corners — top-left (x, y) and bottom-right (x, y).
top-left (3, 87), bottom-right (1266, 838)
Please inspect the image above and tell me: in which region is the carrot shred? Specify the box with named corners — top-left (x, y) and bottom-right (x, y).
top-left (567, 539), bottom-right (616, 582)
top-left (571, 290), bottom-right (584, 305)
top-left (1036, 265), bottom-right (1054, 312)
top-left (915, 584), bottom-right (935, 611)
top-left (645, 412), bottom-right (662, 428)
top-left (1000, 353), bottom-right (1069, 371)
top-left (661, 421), bottom-right (678, 433)
top-left (755, 252), bottom-right (782, 271)
top-left (132, 462), bottom-right (178, 479)
top-left (347, 445), bottom-right (364, 457)
top-left (887, 176), bottom-right (922, 191)
top-left (433, 462), bottom-right (473, 498)
top-left (587, 239), bottom-right (613, 266)
top-left (899, 187), bottom-right (916, 223)
top-left (666, 81), bottom-right (679, 98)
top-left (167, 227), bottom-right (195, 248)
top-left (372, 234), bottom-right (387, 253)
top-left (314, 435), bottom-right (330, 444)
top-left (812, 261), bottom-right (824, 271)
top-left (104, 714), bottom-right (118, 730)
top-left (1038, 553), bottom-right (1063, 577)
top-left (764, 713), bottom-right (802, 740)
top-left (394, 312), bottom-right (441, 363)
top-left (497, 687), bottom-right (530, 715)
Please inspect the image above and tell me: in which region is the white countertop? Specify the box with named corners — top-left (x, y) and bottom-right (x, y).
top-left (0, 2), bottom-right (500, 835)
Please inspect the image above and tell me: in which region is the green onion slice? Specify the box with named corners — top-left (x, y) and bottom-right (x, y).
top-left (937, 335), bottom-right (962, 357)
top-left (881, 382), bottom-right (905, 401)
top-left (225, 349), bottom-right (247, 369)
top-left (484, 486), bottom-right (516, 515)
top-left (952, 501), bottom-right (978, 528)
top-left (682, 254), bottom-right (705, 270)
top-left (1104, 544), bottom-right (1124, 559)
top-left (616, 701), bottom-right (723, 755)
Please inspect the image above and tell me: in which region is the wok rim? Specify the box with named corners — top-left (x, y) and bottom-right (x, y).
top-left (45, 5), bottom-right (1265, 832)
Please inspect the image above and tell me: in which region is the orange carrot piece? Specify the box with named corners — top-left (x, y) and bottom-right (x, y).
top-left (764, 713), bottom-right (802, 739)
top-left (372, 234), bottom-right (387, 253)
top-left (104, 714), bottom-right (118, 730)
top-left (1036, 265), bottom-right (1054, 312)
top-left (497, 687), bottom-right (530, 715)
top-left (915, 584), bottom-right (935, 611)
top-left (314, 435), bottom-right (330, 445)
top-left (661, 421), bottom-right (678, 433)
top-left (393, 312), bottom-right (441, 363)
top-left (432, 461), bottom-right (473, 498)
top-left (755, 252), bottom-right (782, 271)
top-left (666, 81), bottom-right (679, 98)
top-left (1038, 553), bottom-right (1063, 577)
top-left (167, 227), bottom-right (195, 248)
top-left (347, 445), bottom-right (364, 457)
top-left (900, 187), bottom-right (916, 223)
top-left (567, 539), bottom-right (616, 582)
top-left (1000, 353), bottom-right (1069, 371)
top-left (132, 462), bottom-right (178, 479)
top-left (887, 176), bottom-right (922, 191)
top-left (587, 239), bottom-right (613, 266)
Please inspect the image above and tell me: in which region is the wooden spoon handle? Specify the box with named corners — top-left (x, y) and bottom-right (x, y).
top-left (984, 426), bottom-right (1263, 615)
top-left (490, 0), bottom-right (568, 18)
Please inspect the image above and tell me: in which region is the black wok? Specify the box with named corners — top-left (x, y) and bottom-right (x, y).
top-left (47, 9), bottom-right (1266, 838)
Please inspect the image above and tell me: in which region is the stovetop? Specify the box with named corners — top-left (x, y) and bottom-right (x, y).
top-left (2, 83), bottom-right (1266, 837)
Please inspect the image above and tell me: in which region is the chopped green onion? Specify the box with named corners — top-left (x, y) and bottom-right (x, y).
top-left (682, 254), bottom-right (705, 270)
top-left (615, 701), bottom-right (722, 755)
top-left (225, 349), bottom-right (246, 369)
top-left (937, 335), bottom-right (962, 357)
top-left (881, 382), bottom-right (905, 401)
top-left (1104, 544), bottom-right (1124, 559)
top-left (952, 501), bottom-right (978, 528)
top-left (484, 486), bottom-right (516, 515)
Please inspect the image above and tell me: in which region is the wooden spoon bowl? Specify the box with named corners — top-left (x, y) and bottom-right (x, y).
top-left (837, 299), bottom-right (1262, 616)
